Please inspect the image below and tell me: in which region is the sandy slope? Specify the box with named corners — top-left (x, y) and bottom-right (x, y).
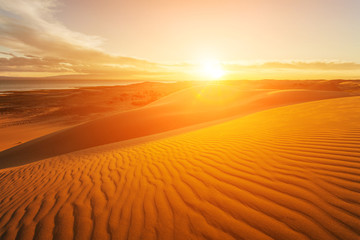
top-left (0, 82), bottom-right (192, 151)
top-left (0, 84), bottom-right (355, 168)
top-left (0, 96), bottom-right (359, 240)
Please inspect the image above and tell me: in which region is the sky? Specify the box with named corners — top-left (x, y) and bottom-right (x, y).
top-left (0, 0), bottom-right (360, 80)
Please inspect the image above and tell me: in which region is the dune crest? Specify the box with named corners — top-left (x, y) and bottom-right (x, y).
top-left (0, 84), bottom-right (356, 169)
top-left (0, 96), bottom-right (359, 239)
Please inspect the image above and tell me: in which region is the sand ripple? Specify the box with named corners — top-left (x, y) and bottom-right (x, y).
top-left (0, 96), bottom-right (360, 240)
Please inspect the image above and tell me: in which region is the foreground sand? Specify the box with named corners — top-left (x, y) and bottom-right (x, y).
top-left (0, 94), bottom-right (359, 239)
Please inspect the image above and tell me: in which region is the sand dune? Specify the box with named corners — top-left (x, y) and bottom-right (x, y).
top-left (0, 96), bottom-right (359, 239)
top-left (0, 82), bottom-right (193, 151)
top-left (0, 84), bottom-right (356, 168)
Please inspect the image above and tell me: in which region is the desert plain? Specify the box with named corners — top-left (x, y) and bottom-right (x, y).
top-left (0, 80), bottom-right (360, 240)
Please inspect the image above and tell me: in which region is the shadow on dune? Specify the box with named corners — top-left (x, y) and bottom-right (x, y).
top-left (0, 84), bottom-right (356, 169)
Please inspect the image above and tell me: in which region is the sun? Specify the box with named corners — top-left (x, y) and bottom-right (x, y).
top-left (199, 59), bottom-right (226, 80)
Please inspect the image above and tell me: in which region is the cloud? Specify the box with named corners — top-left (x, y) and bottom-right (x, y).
top-left (0, 0), bottom-right (103, 51)
top-left (0, 0), bottom-right (160, 75)
top-left (226, 60), bottom-right (360, 71)
top-left (0, 55), bottom-right (70, 72)
top-left (0, 54), bottom-right (171, 79)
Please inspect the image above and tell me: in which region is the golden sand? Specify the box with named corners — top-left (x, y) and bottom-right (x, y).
top-left (0, 94), bottom-right (359, 239)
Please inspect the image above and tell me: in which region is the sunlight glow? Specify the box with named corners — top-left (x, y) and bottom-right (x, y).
top-left (199, 59), bottom-right (225, 80)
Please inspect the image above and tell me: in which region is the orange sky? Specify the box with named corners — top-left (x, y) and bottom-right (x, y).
top-left (0, 0), bottom-right (360, 80)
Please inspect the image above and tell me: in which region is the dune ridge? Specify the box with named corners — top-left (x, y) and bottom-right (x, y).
top-left (0, 84), bottom-right (356, 169)
top-left (0, 96), bottom-right (359, 239)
